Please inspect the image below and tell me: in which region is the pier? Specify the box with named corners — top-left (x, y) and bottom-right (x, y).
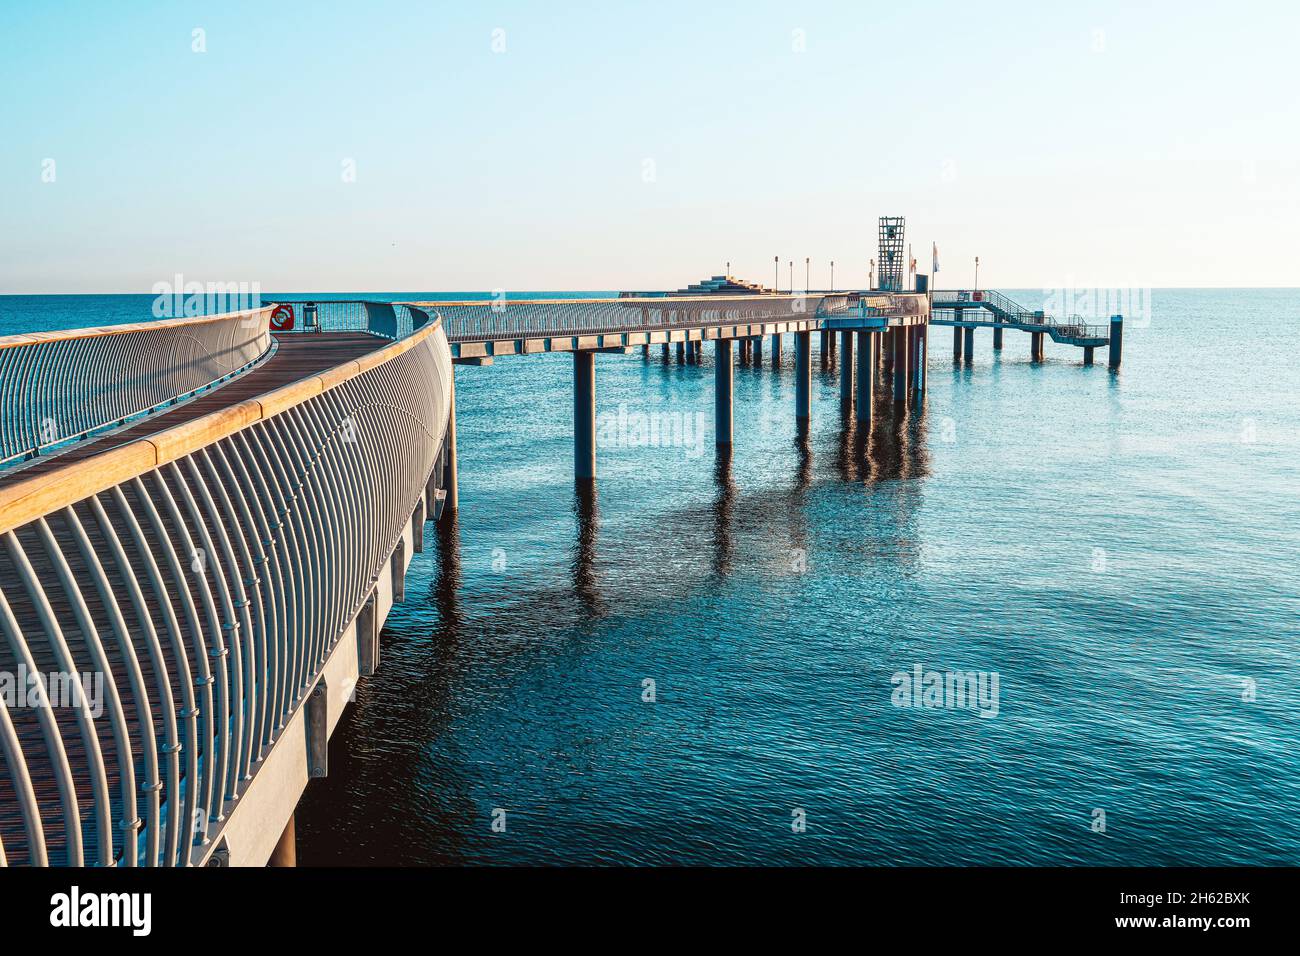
top-left (0, 222), bottom-right (1124, 867)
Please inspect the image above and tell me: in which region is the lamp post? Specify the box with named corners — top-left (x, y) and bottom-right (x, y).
top-left (774, 255), bottom-right (779, 291)
top-left (788, 261), bottom-right (793, 294)
top-left (805, 257), bottom-right (810, 293)
top-left (830, 260), bottom-right (835, 292)
top-left (975, 256), bottom-right (980, 292)
top-left (869, 259), bottom-right (875, 290)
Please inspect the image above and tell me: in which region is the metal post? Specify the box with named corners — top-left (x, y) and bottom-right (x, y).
top-left (953, 325), bottom-right (963, 361)
top-left (855, 330), bottom-right (873, 424)
top-left (993, 324), bottom-right (1003, 350)
top-left (1031, 332), bottom-right (1044, 363)
top-left (676, 341), bottom-right (685, 364)
top-left (795, 331), bottom-right (811, 427)
top-left (715, 339), bottom-right (733, 447)
top-left (574, 351), bottom-right (596, 482)
top-left (661, 343), bottom-right (669, 361)
top-left (839, 330), bottom-right (853, 417)
top-left (753, 335), bottom-right (762, 364)
top-left (1108, 315), bottom-right (1123, 369)
top-left (963, 326), bottom-right (974, 363)
top-left (1083, 345), bottom-right (1095, 366)
top-left (770, 333), bottom-right (782, 367)
top-left (819, 329), bottom-right (830, 369)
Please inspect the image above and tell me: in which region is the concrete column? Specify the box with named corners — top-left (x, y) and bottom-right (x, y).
top-left (839, 329), bottom-right (854, 416)
top-left (438, 376), bottom-right (458, 524)
top-left (268, 813), bottom-right (296, 867)
top-left (1031, 332), bottom-right (1044, 363)
top-left (661, 343), bottom-right (670, 361)
top-left (770, 332), bottom-right (782, 367)
top-left (828, 330), bottom-right (837, 366)
top-left (752, 335), bottom-right (763, 364)
top-left (676, 341), bottom-right (685, 364)
top-left (574, 350), bottom-right (596, 482)
top-left (795, 331), bottom-right (812, 427)
top-left (1108, 315), bottom-right (1123, 369)
top-left (715, 338), bottom-right (733, 447)
top-left (963, 326), bottom-right (974, 363)
top-left (855, 330), bottom-right (874, 424)
top-left (993, 324), bottom-right (1003, 350)
top-left (642, 344), bottom-right (649, 359)
top-left (953, 325), bottom-right (963, 361)
top-left (892, 326), bottom-right (909, 404)
top-left (915, 325), bottom-right (927, 396)
top-left (1083, 345), bottom-right (1095, 366)
top-left (819, 329), bottom-right (831, 369)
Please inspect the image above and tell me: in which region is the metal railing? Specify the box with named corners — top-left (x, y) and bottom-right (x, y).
top-left (404, 292), bottom-right (924, 343)
top-left (263, 301), bottom-right (437, 341)
top-left (0, 308), bottom-right (274, 471)
top-left (0, 314), bottom-right (453, 866)
top-left (931, 290), bottom-right (1110, 342)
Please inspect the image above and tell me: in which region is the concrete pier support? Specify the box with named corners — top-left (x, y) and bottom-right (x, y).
top-left (715, 338), bottom-right (733, 447)
top-left (855, 330), bottom-right (874, 424)
top-left (828, 330), bottom-right (837, 366)
top-left (676, 341), bottom-right (685, 364)
top-left (574, 350), bottom-right (596, 482)
top-left (953, 325), bottom-right (963, 361)
top-left (753, 336), bottom-right (762, 365)
top-left (819, 330), bottom-right (831, 370)
top-left (915, 325), bottom-right (927, 396)
top-left (795, 331), bottom-right (812, 428)
top-left (268, 814), bottom-right (296, 867)
top-left (839, 330), bottom-right (854, 416)
top-left (1108, 315), bottom-right (1123, 369)
top-left (993, 324), bottom-right (1003, 350)
top-left (661, 343), bottom-right (670, 361)
top-left (438, 377), bottom-right (459, 525)
top-left (892, 327), bottom-right (909, 404)
top-left (1083, 346), bottom-right (1095, 365)
top-left (963, 326), bottom-right (974, 363)
top-left (1031, 332), bottom-right (1044, 363)
top-left (770, 332), bottom-right (782, 367)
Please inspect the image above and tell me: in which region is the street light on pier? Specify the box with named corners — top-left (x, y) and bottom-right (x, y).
top-left (975, 256), bottom-right (980, 292)
top-left (788, 261), bottom-right (793, 294)
top-left (830, 260), bottom-right (835, 292)
top-left (805, 257), bottom-right (810, 293)
top-left (774, 255), bottom-right (779, 291)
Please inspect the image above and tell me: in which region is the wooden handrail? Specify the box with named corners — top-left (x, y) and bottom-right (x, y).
top-left (0, 316), bottom-right (443, 536)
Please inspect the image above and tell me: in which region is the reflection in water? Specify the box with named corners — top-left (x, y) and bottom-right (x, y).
top-left (711, 453), bottom-right (735, 580)
top-left (433, 516), bottom-right (463, 637)
top-left (572, 481), bottom-right (602, 615)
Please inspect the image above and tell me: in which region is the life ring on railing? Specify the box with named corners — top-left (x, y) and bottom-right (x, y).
top-left (270, 304), bottom-right (295, 331)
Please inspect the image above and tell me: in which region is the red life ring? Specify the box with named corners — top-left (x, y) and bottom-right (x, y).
top-left (270, 304), bottom-right (295, 331)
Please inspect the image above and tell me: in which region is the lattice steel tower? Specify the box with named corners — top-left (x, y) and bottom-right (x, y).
top-left (877, 216), bottom-right (905, 291)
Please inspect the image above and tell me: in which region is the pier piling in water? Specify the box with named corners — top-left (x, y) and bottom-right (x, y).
top-left (1108, 315), bottom-right (1123, 369)
top-left (839, 330), bottom-right (854, 416)
top-left (963, 326), bottom-right (974, 365)
top-left (1031, 332), bottom-right (1044, 363)
top-left (892, 327), bottom-right (909, 404)
top-left (1083, 346), bottom-right (1094, 366)
top-left (770, 332), bottom-right (782, 367)
top-left (715, 338), bottom-right (733, 447)
top-left (795, 331), bottom-right (812, 429)
top-left (574, 350), bottom-right (596, 481)
top-left (856, 330), bottom-right (874, 425)
top-left (993, 324), bottom-right (1003, 350)
top-left (953, 325), bottom-right (963, 361)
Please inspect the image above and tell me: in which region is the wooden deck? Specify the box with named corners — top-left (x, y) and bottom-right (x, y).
top-left (0, 333), bottom-right (384, 488)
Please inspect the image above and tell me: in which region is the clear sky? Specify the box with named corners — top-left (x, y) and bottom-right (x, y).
top-left (1, 0), bottom-right (1295, 293)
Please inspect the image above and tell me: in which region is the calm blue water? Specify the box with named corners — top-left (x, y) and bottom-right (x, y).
top-left (4, 290), bottom-right (1298, 865)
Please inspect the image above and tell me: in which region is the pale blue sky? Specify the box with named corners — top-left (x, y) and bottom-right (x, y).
top-left (1, 0), bottom-right (1295, 292)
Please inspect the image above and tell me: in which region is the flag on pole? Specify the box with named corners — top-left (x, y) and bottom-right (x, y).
top-left (932, 242), bottom-right (940, 273)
